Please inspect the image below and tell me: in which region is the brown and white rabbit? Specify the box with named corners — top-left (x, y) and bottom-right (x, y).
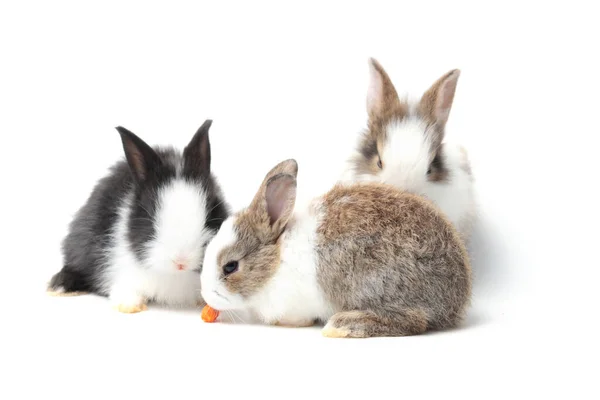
top-left (200, 159), bottom-right (471, 338)
top-left (340, 58), bottom-right (476, 242)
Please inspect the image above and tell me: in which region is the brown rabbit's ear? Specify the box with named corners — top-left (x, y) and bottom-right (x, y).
top-left (366, 58), bottom-right (402, 120)
top-left (265, 158), bottom-right (298, 180)
top-left (265, 174), bottom-right (296, 231)
top-left (247, 159), bottom-right (298, 240)
top-left (419, 69), bottom-right (461, 130)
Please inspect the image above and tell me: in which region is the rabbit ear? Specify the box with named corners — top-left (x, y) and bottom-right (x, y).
top-left (265, 174), bottom-right (297, 228)
top-left (183, 119), bottom-right (212, 178)
top-left (419, 69), bottom-right (461, 129)
top-left (247, 159), bottom-right (298, 240)
top-left (366, 58), bottom-right (401, 120)
top-left (116, 126), bottom-right (162, 182)
top-left (256, 159), bottom-right (299, 188)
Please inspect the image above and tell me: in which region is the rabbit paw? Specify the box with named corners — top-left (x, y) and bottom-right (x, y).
top-left (322, 309), bottom-right (428, 338)
top-left (110, 292), bottom-right (148, 314)
top-left (322, 311), bottom-right (373, 338)
top-left (115, 302), bottom-right (148, 314)
top-left (273, 318), bottom-right (315, 328)
top-left (46, 288), bottom-right (87, 297)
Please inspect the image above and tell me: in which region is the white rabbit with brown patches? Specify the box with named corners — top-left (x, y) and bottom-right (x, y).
top-left (341, 58), bottom-right (477, 242)
top-left (200, 159), bottom-right (471, 338)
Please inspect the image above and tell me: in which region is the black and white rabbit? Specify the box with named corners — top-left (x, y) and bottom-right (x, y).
top-left (47, 119), bottom-right (229, 313)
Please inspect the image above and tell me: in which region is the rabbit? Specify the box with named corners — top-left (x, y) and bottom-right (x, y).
top-left (47, 119), bottom-right (230, 313)
top-left (340, 58), bottom-right (477, 242)
top-left (200, 159), bottom-right (471, 338)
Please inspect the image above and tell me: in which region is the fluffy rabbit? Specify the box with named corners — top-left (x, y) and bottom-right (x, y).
top-left (200, 159), bottom-right (471, 338)
top-left (341, 58), bottom-right (476, 241)
top-left (48, 120), bottom-right (229, 313)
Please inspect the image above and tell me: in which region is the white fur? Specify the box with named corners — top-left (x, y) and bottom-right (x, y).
top-left (379, 117), bottom-right (434, 190)
top-left (103, 179), bottom-right (214, 308)
top-left (343, 116), bottom-right (476, 239)
top-left (200, 206), bottom-right (335, 325)
top-left (424, 142), bottom-right (477, 238)
top-left (249, 207), bottom-right (334, 325)
top-left (145, 180), bottom-right (211, 273)
top-left (199, 218), bottom-right (245, 309)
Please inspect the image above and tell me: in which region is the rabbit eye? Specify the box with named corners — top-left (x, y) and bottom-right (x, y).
top-left (377, 158), bottom-right (383, 169)
top-left (427, 166), bottom-right (432, 175)
top-left (223, 261), bottom-right (239, 276)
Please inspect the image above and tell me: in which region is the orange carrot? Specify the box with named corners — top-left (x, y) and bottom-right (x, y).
top-left (201, 305), bottom-right (220, 323)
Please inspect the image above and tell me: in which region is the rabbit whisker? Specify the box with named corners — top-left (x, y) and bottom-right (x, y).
top-left (206, 200), bottom-right (225, 214)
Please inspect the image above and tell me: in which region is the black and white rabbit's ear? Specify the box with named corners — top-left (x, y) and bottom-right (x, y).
top-left (116, 126), bottom-right (162, 182)
top-left (183, 119), bottom-right (212, 178)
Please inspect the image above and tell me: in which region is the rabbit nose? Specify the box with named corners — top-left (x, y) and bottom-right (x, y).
top-left (175, 262), bottom-right (186, 271)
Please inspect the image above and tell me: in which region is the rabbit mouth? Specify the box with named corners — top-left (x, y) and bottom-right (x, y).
top-left (202, 289), bottom-right (234, 311)
top-left (213, 290), bottom-right (229, 302)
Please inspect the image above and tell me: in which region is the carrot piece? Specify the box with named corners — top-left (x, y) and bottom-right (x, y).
top-left (201, 305), bottom-right (220, 323)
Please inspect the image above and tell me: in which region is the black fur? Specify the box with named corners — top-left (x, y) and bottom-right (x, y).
top-left (359, 134), bottom-right (378, 161)
top-left (429, 150), bottom-right (444, 172)
top-left (48, 120), bottom-right (229, 296)
top-left (202, 177), bottom-right (229, 232)
top-left (426, 144), bottom-right (450, 182)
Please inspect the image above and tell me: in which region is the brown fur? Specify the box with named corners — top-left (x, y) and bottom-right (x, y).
top-left (417, 69), bottom-right (460, 157)
top-left (367, 58), bottom-right (409, 123)
top-left (418, 69), bottom-right (460, 128)
top-left (316, 182), bottom-right (471, 336)
top-left (218, 233), bottom-right (281, 297)
top-left (219, 160), bottom-right (298, 297)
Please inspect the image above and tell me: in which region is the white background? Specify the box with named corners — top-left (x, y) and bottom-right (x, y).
top-left (1, 1), bottom-right (598, 399)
